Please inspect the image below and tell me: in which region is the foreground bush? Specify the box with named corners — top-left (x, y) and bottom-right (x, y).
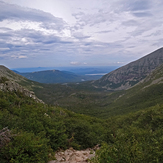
top-left (92, 105), bottom-right (163, 163)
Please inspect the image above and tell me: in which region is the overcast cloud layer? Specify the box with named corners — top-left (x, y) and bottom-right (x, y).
top-left (0, 0), bottom-right (163, 68)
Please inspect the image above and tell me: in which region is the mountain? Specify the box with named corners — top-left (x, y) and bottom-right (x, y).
top-left (18, 70), bottom-right (81, 83)
top-left (0, 65), bottom-right (27, 82)
top-left (93, 47), bottom-right (163, 90)
top-left (16, 70), bottom-right (103, 84)
top-left (0, 65), bottom-right (43, 103)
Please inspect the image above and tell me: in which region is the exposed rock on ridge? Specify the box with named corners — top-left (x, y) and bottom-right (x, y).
top-left (0, 65), bottom-right (43, 103)
top-left (93, 47), bottom-right (163, 90)
top-left (0, 80), bottom-right (43, 103)
top-left (0, 65), bottom-right (27, 82)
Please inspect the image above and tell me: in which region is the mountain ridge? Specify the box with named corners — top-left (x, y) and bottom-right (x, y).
top-left (15, 69), bottom-right (103, 84)
top-left (93, 47), bottom-right (163, 90)
top-left (0, 65), bottom-right (43, 103)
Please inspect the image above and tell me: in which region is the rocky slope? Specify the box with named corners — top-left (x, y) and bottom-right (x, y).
top-left (0, 65), bottom-right (43, 103)
top-left (0, 65), bottom-right (27, 82)
top-left (48, 146), bottom-right (99, 163)
top-left (93, 47), bottom-right (163, 90)
top-left (139, 62), bottom-right (163, 88)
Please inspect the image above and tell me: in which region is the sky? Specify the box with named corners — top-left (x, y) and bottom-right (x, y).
top-left (0, 0), bottom-right (163, 68)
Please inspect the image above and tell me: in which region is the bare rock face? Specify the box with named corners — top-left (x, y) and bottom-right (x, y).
top-left (0, 65), bottom-right (27, 82)
top-left (93, 47), bottom-right (163, 90)
top-left (48, 146), bottom-right (100, 163)
top-left (0, 65), bottom-right (43, 103)
top-left (0, 81), bottom-right (43, 103)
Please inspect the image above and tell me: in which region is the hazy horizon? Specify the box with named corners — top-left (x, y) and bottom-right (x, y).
top-left (11, 65), bottom-right (119, 73)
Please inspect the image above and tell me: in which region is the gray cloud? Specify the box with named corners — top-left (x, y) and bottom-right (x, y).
top-left (73, 32), bottom-right (90, 39)
top-left (132, 11), bottom-right (152, 17)
top-left (125, 0), bottom-right (152, 11)
top-left (96, 30), bottom-right (112, 34)
top-left (0, 1), bottom-right (66, 31)
top-left (122, 20), bottom-right (139, 26)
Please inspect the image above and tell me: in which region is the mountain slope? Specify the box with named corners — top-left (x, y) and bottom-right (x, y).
top-left (0, 65), bottom-right (43, 102)
top-left (99, 62), bottom-right (163, 117)
top-left (0, 65), bottom-right (27, 82)
top-left (93, 47), bottom-right (163, 90)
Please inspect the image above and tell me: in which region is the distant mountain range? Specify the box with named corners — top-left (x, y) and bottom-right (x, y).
top-left (93, 47), bottom-right (163, 90)
top-left (13, 69), bottom-right (105, 83)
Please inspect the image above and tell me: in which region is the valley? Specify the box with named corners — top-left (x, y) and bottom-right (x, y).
top-left (1, 47), bottom-right (163, 162)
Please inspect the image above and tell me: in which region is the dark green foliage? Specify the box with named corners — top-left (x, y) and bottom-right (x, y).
top-left (92, 105), bottom-right (163, 163)
top-left (0, 90), bottom-right (107, 162)
top-left (64, 113), bottom-right (105, 149)
top-left (1, 131), bottom-right (50, 163)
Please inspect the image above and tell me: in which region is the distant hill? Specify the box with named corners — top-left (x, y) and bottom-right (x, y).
top-left (15, 69), bottom-right (103, 84)
top-left (93, 47), bottom-right (163, 90)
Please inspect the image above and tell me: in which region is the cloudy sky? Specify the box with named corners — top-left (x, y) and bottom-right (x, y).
top-left (0, 0), bottom-right (163, 68)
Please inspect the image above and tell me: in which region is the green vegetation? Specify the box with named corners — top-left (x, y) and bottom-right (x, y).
top-left (32, 65), bottom-right (163, 119)
top-left (91, 105), bottom-right (163, 163)
top-left (1, 63), bottom-right (163, 162)
top-left (1, 89), bottom-right (163, 162)
top-left (0, 90), bottom-right (106, 162)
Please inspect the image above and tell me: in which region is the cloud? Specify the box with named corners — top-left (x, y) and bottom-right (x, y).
top-left (122, 20), bottom-right (139, 26)
top-left (132, 11), bottom-right (152, 17)
top-left (18, 55), bottom-right (27, 59)
top-left (96, 30), bottom-right (112, 34)
top-left (0, 0), bottom-right (163, 68)
top-left (125, 0), bottom-right (152, 11)
top-left (0, 1), bottom-right (67, 31)
top-left (70, 61), bottom-right (80, 65)
top-left (73, 32), bottom-right (90, 39)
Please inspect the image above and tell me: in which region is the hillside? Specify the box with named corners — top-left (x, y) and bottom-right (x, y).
top-left (93, 47), bottom-right (163, 90)
top-left (0, 65), bottom-right (27, 82)
top-left (0, 65), bottom-right (44, 90)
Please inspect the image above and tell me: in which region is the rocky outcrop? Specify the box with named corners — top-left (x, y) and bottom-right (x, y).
top-left (0, 81), bottom-right (43, 103)
top-left (48, 146), bottom-right (100, 163)
top-left (0, 65), bottom-right (44, 103)
top-left (93, 47), bottom-right (163, 90)
top-left (0, 65), bottom-right (27, 82)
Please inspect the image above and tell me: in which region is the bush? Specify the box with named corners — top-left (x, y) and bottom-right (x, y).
top-left (0, 131), bottom-right (51, 163)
